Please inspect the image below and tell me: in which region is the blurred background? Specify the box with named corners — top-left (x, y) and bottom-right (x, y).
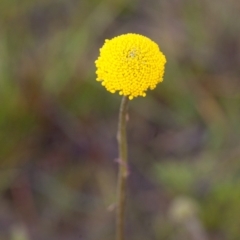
top-left (0, 0), bottom-right (240, 239)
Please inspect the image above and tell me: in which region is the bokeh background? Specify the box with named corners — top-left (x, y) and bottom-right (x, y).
top-left (1, 0), bottom-right (240, 239)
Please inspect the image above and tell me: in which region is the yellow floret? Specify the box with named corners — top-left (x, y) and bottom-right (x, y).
top-left (95, 33), bottom-right (166, 100)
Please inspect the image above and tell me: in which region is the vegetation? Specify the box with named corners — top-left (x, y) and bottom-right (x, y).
top-left (0, 0), bottom-right (240, 239)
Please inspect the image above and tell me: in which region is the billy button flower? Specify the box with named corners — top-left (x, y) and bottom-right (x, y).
top-left (95, 33), bottom-right (166, 100)
top-left (95, 33), bottom-right (167, 240)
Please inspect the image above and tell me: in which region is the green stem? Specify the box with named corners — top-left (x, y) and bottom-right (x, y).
top-left (116, 96), bottom-right (129, 240)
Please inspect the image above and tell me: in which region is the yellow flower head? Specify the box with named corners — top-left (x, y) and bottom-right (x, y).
top-left (95, 33), bottom-right (166, 100)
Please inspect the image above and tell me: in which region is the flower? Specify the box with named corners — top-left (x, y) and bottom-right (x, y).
top-left (95, 33), bottom-right (166, 100)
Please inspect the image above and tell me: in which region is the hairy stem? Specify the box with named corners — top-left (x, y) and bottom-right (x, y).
top-left (116, 96), bottom-right (129, 240)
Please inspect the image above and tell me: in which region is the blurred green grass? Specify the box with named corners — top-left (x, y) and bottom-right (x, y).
top-left (0, 0), bottom-right (240, 239)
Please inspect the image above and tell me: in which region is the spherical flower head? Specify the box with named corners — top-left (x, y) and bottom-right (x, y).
top-left (95, 33), bottom-right (166, 100)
